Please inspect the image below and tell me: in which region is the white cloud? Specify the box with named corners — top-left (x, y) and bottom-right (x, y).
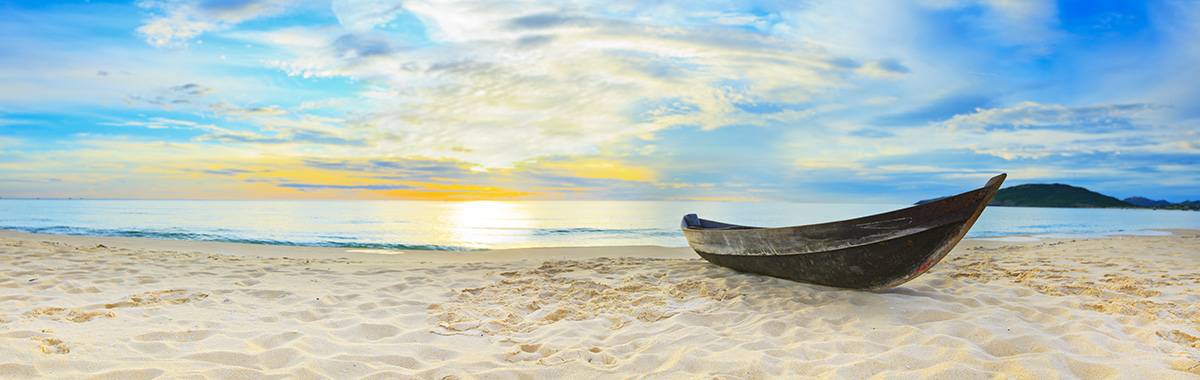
top-left (930, 102), bottom-right (1177, 161)
top-left (781, 100), bottom-right (1180, 181)
top-left (939, 101), bottom-right (1158, 131)
top-left (102, 117), bottom-right (204, 130)
top-left (210, 102), bottom-right (287, 118)
top-left (137, 0), bottom-right (293, 48)
top-left (253, 1), bottom-right (868, 168)
top-left (138, 17), bottom-right (218, 48)
top-left (332, 0), bottom-right (406, 32)
top-left (856, 59), bottom-right (910, 78)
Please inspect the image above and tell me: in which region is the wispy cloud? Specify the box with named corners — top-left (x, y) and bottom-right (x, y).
top-left (102, 117), bottom-right (207, 130)
top-left (940, 102), bottom-right (1161, 132)
top-left (277, 183), bottom-right (415, 191)
top-left (124, 83), bottom-right (215, 109)
top-left (137, 0), bottom-right (293, 48)
top-left (209, 102), bottom-right (287, 118)
top-left (192, 114), bottom-right (374, 147)
top-left (245, 1), bottom-right (876, 168)
top-left (3, 1), bottom-right (1199, 201)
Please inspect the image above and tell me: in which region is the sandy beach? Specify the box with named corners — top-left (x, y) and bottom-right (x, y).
top-left (1, 229), bottom-right (1199, 379)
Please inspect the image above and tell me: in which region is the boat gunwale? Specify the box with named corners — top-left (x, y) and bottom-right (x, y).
top-left (683, 181), bottom-right (997, 233)
top-left (681, 173), bottom-right (1007, 257)
top-left (684, 223), bottom-right (944, 256)
top-left (679, 173), bottom-right (1007, 289)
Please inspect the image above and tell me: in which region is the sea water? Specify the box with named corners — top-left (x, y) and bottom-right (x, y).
top-left (2, 199), bottom-right (1198, 250)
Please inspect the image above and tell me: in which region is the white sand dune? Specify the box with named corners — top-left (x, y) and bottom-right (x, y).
top-left (1, 229), bottom-right (1199, 379)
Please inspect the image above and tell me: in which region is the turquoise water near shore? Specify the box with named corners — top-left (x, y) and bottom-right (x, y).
top-left (2, 199), bottom-right (1198, 250)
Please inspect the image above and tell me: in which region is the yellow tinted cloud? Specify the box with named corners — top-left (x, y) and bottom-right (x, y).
top-left (522, 157), bottom-right (657, 182)
top-left (382, 184), bottom-right (542, 201)
top-left (174, 156), bottom-right (543, 200)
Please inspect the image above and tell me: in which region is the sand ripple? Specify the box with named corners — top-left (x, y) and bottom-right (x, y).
top-left (3, 233), bottom-right (1200, 378)
top-left (433, 258), bottom-right (741, 335)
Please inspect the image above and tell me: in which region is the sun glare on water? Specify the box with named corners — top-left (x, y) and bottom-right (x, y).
top-left (440, 201), bottom-right (535, 249)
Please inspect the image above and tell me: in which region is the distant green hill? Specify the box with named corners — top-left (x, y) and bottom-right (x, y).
top-left (1123, 196), bottom-right (1172, 207)
top-left (989, 184), bottom-right (1136, 208)
top-left (1149, 200), bottom-right (1200, 211)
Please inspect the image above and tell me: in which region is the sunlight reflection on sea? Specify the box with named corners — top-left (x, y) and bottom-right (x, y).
top-left (2, 200), bottom-right (1199, 250)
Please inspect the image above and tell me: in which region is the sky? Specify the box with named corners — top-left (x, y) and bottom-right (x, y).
top-left (0, 0), bottom-right (1197, 202)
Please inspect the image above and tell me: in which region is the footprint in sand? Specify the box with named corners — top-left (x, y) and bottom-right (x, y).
top-left (31, 337), bottom-right (70, 354)
top-left (505, 343), bottom-right (617, 366)
top-left (105, 289), bottom-right (210, 309)
top-left (24, 307), bottom-right (115, 323)
top-left (1158, 330), bottom-right (1200, 349)
top-left (62, 285), bottom-right (104, 294)
top-left (135, 329), bottom-right (218, 343)
top-left (21, 290), bottom-right (208, 325)
top-left (130, 276), bottom-right (161, 286)
top-left (505, 343), bottom-right (556, 363)
top-left (433, 258), bottom-right (739, 335)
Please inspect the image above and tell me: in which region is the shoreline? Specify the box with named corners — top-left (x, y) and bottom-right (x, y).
top-left (0, 229), bottom-right (699, 263)
top-left (3, 229), bottom-right (1200, 378)
top-left (2, 228), bottom-right (1192, 262)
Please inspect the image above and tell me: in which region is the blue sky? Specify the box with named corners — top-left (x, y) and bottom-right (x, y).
top-left (0, 0), bottom-right (1197, 202)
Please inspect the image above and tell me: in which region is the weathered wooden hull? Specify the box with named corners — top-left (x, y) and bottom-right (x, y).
top-left (681, 174), bottom-right (1006, 290)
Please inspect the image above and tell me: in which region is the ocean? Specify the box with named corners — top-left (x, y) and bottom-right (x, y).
top-left (2, 199), bottom-right (1198, 251)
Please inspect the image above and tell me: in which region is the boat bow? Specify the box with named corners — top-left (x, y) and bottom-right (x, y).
top-left (681, 173), bottom-right (1006, 290)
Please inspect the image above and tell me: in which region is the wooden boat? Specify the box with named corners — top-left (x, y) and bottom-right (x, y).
top-left (681, 173), bottom-right (1006, 290)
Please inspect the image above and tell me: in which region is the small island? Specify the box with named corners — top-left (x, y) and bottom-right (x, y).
top-left (986, 183), bottom-right (1198, 210)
